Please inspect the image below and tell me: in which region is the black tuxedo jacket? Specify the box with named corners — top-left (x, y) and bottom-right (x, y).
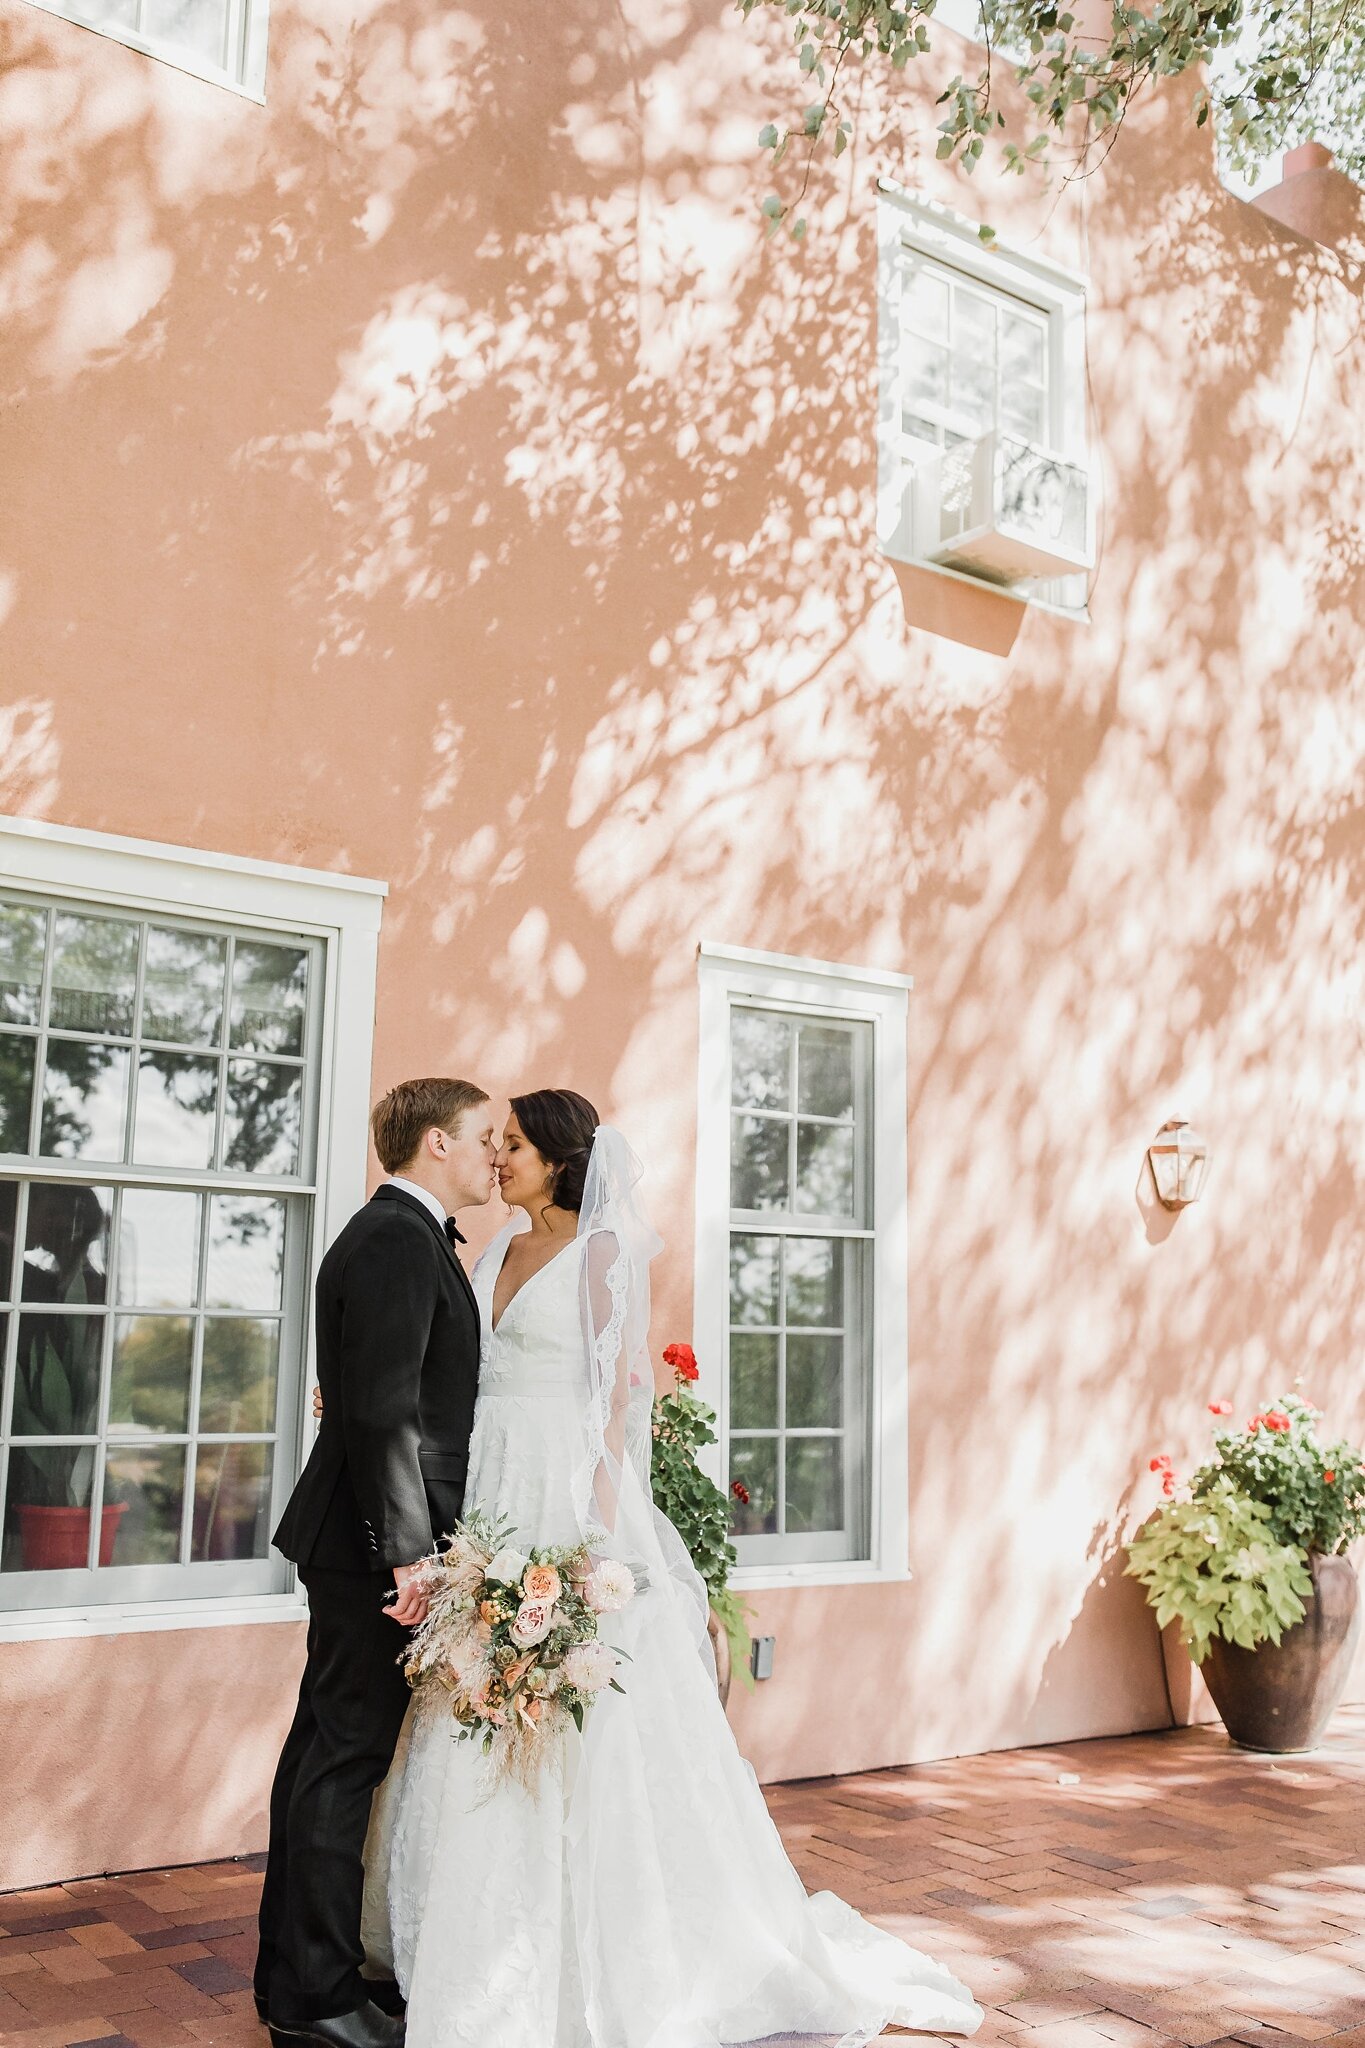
top-left (273, 1184), bottom-right (481, 1573)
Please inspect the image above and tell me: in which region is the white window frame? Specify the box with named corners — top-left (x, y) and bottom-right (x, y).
top-left (876, 180), bottom-right (1090, 610)
top-left (24, 0), bottom-right (271, 102)
top-left (693, 943), bottom-right (911, 1591)
top-left (0, 812), bottom-right (384, 1642)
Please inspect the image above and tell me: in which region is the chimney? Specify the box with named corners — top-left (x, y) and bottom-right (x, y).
top-left (1251, 143), bottom-right (1365, 257)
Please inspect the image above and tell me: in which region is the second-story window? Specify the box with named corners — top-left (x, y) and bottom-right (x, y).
top-left (877, 190), bottom-right (1092, 599)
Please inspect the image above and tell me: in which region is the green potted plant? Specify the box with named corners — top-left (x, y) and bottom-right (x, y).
top-left (651, 1343), bottom-right (752, 1707)
top-left (1126, 1394), bottom-right (1365, 1751)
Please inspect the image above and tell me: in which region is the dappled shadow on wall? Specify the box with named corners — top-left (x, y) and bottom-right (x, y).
top-left (3, 3), bottom-right (1365, 1751)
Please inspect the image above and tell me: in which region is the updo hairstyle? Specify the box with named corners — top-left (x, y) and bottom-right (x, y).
top-left (509, 1088), bottom-right (599, 1214)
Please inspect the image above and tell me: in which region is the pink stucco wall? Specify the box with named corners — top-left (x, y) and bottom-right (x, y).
top-left (3, 0), bottom-right (1365, 1890)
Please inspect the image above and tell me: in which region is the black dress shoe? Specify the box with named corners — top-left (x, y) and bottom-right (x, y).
top-left (360, 1982), bottom-right (405, 2019)
top-left (254, 1992), bottom-right (269, 2025)
top-left (268, 1999), bottom-right (404, 2048)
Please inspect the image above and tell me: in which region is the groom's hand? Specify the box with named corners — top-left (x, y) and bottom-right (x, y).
top-left (385, 1562), bottom-right (430, 1628)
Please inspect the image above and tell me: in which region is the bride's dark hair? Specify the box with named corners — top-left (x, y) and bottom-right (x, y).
top-left (509, 1088), bottom-right (599, 1214)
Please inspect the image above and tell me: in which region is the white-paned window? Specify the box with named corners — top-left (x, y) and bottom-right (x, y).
top-left (694, 945), bottom-right (910, 1588)
top-left (25, 0), bottom-right (271, 99)
top-left (877, 185), bottom-right (1092, 604)
top-left (0, 817), bottom-right (383, 1626)
top-left (900, 263), bottom-right (1051, 459)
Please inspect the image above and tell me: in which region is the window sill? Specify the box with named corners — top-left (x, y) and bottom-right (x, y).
top-left (731, 1562), bottom-right (914, 1593)
top-left (880, 544), bottom-right (1092, 623)
top-left (0, 1591), bottom-right (308, 1645)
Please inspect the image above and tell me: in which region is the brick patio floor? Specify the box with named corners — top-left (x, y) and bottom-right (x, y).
top-left (3, 1708), bottom-right (1364, 2048)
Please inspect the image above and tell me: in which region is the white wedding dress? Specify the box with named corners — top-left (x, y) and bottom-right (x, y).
top-left (362, 1192), bottom-right (982, 2048)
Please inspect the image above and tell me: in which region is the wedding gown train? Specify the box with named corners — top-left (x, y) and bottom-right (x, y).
top-left (362, 1224), bottom-right (982, 2048)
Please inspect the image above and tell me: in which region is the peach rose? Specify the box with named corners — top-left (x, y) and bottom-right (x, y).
top-left (479, 1599), bottom-right (499, 1625)
top-left (523, 1563), bottom-right (562, 1603)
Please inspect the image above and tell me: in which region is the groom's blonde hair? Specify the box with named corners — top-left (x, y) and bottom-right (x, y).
top-left (371, 1077), bottom-right (490, 1174)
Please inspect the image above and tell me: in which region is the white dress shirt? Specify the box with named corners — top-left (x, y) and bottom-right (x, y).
top-left (386, 1175), bottom-right (448, 1228)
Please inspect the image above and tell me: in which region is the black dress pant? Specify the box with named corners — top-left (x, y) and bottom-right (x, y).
top-left (256, 1567), bottom-right (411, 2023)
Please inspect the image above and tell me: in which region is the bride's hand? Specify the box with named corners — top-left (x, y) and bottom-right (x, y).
top-left (312, 1385), bottom-right (323, 1420)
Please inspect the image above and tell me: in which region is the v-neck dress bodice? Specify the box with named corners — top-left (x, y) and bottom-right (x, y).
top-left (452, 1233), bottom-right (591, 1553)
top-left (477, 1238), bottom-right (586, 1396)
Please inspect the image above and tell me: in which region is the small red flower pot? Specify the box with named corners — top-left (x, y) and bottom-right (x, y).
top-left (16, 1502), bottom-right (128, 1571)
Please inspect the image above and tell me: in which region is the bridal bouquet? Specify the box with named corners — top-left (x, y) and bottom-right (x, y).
top-left (404, 1510), bottom-right (636, 1787)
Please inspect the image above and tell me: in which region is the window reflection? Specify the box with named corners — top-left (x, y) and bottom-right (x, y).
top-left (0, 906), bottom-right (46, 1025)
top-left (109, 1315), bottom-right (194, 1435)
top-left (50, 915), bottom-right (138, 1037)
top-left (22, 1183), bottom-right (111, 1304)
top-left (223, 1062), bottom-right (301, 1176)
top-left (193, 1442), bottom-right (271, 1560)
top-left (206, 1196), bottom-right (285, 1311)
top-left (230, 943), bottom-right (307, 1057)
top-left (0, 1035), bottom-right (35, 1155)
top-left (104, 1443), bottom-right (186, 1564)
top-left (39, 1041), bottom-right (130, 1161)
top-left (134, 1051), bottom-right (219, 1169)
top-left (117, 1189), bottom-right (201, 1308)
top-left (142, 928), bottom-right (227, 1048)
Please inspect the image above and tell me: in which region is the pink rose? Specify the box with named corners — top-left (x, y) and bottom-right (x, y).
top-left (510, 1598), bottom-right (556, 1647)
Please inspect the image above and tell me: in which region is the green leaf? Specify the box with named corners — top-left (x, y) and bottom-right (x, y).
top-left (758, 122), bottom-right (779, 148)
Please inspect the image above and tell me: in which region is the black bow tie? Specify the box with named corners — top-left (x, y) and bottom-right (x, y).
top-left (444, 1216), bottom-right (466, 1247)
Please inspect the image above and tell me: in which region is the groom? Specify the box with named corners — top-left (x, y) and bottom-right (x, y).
top-left (255, 1077), bottom-right (497, 2048)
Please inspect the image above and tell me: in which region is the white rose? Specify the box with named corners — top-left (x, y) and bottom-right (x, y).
top-left (583, 1560), bottom-right (636, 1614)
top-left (486, 1547), bottom-right (529, 1585)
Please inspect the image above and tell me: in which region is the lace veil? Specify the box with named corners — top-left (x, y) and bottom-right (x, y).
top-left (572, 1125), bottom-right (712, 1664)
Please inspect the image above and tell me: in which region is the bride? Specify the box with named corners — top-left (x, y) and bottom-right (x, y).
top-left (360, 1088), bottom-right (982, 2048)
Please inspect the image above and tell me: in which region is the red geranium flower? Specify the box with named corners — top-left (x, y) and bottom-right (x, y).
top-left (1325, 1470), bottom-right (1336, 1485)
top-left (1248, 1414), bottom-right (1265, 1432)
top-left (1208, 1400), bottom-right (1233, 1416)
top-left (1149, 1455), bottom-right (1174, 1474)
top-left (731, 1480), bottom-right (751, 1506)
top-left (1265, 1411), bottom-right (1290, 1432)
top-left (1161, 1475), bottom-right (1177, 1497)
top-left (663, 1342), bottom-right (699, 1383)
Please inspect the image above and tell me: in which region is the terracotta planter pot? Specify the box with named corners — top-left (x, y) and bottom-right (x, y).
top-left (707, 1606), bottom-right (733, 1712)
top-left (1202, 1552), bottom-right (1361, 1753)
top-left (16, 1502), bottom-right (127, 1571)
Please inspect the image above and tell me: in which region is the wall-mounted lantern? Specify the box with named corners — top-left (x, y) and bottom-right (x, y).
top-left (1147, 1119), bottom-right (1210, 1210)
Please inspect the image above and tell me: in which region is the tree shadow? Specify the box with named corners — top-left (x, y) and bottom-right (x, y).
top-left (2, 1), bottom-right (1365, 1808)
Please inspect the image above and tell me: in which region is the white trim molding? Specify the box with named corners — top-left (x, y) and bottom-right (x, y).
top-left (693, 943), bottom-right (911, 1592)
top-left (0, 812), bottom-right (386, 1639)
top-left (23, 0), bottom-right (273, 102)
top-left (0, 1592), bottom-right (309, 1643)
